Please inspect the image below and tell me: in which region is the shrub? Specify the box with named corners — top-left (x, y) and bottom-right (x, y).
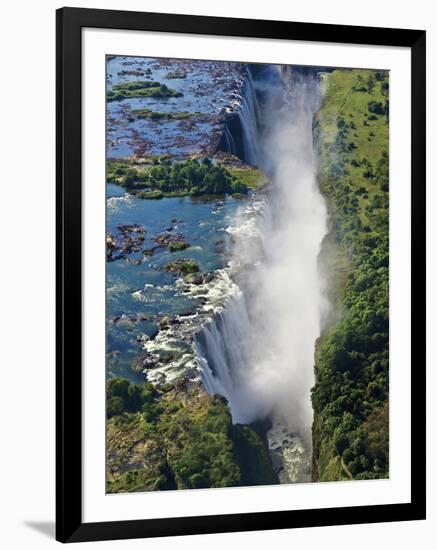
top-left (368, 101), bottom-right (385, 115)
top-left (168, 241), bottom-right (189, 252)
top-left (107, 80), bottom-right (183, 101)
top-left (107, 378), bottom-right (156, 418)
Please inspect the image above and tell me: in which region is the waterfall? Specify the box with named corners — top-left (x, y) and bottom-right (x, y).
top-left (238, 67), bottom-right (261, 165)
top-left (220, 66), bottom-right (261, 165)
top-left (196, 66), bottom-right (328, 481)
top-left (222, 124), bottom-right (238, 157)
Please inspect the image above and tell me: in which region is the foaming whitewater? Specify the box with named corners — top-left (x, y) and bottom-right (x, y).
top-left (195, 66), bottom-right (328, 482)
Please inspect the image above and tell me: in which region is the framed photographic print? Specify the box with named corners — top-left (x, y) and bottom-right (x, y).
top-left (56, 7), bottom-right (426, 543)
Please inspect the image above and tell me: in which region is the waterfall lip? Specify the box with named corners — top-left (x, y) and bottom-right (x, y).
top-left (217, 65), bottom-right (262, 165)
top-left (139, 264), bottom-right (245, 386)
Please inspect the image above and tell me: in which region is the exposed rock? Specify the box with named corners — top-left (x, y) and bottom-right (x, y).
top-left (107, 224), bottom-right (146, 262)
top-left (159, 316), bottom-right (172, 329)
top-left (214, 239), bottom-right (225, 254)
top-left (107, 56), bottom-right (245, 160)
top-left (131, 351), bottom-right (160, 372)
top-left (110, 313), bottom-right (153, 326)
top-left (153, 231), bottom-right (189, 252)
top-left (183, 272), bottom-right (204, 285)
top-left (136, 333), bottom-right (150, 345)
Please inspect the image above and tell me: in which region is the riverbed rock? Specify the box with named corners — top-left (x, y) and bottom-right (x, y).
top-left (106, 56), bottom-right (246, 161)
top-left (153, 231), bottom-right (189, 252)
top-left (183, 272), bottom-right (203, 285)
top-left (107, 224), bottom-right (147, 262)
top-left (158, 316), bottom-right (172, 329)
top-left (132, 351), bottom-right (160, 372)
top-left (214, 239), bottom-right (226, 254)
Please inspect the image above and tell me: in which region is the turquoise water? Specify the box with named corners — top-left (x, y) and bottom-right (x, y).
top-left (106, 182), bottom-right (243, 383)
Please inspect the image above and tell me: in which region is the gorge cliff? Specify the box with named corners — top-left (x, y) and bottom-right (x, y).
top-left (311, 68), bottom-right (389, 481)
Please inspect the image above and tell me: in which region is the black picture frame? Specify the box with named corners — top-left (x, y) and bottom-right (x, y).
top-left (56, 6), bottom-right (426, 543)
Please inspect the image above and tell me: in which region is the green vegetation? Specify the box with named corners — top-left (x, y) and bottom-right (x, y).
top-left (131, 108), bottom-right (200, 121)
top-left (107, 80), bottom-right (183, 102)
top-left (134, 190), bottom-right (164, 200)
top-left (107, 157), bottom-right (249, 198)
top-left (168, 241), bottom-right (189, 252)
top-left (107, 377), bottom-right (159, 419)
top-left (165, 259), bottom-right (199, 274)
top-left (107, 160), bottom-right (149, 190)
top-left (106, 379), bottom-right (277, 492)
top-left (118, 70), bottom-right (146, 77)
top-left (312, 69), bottom-right (389, 481)
top-left (227, 166), bottom-right (269, 190)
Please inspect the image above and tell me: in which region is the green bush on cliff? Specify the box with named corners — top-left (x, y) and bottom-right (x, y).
top-left (312, 69), bottom-right (389, 481)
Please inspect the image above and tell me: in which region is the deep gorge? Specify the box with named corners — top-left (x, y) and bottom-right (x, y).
top-left (195, 64), bottom-right (328, 482)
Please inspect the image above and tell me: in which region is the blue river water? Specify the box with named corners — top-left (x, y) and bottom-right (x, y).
top-left (106, 55), bottom-right (247, 383)
top-left (106, 182), bottom-right (244, 383)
